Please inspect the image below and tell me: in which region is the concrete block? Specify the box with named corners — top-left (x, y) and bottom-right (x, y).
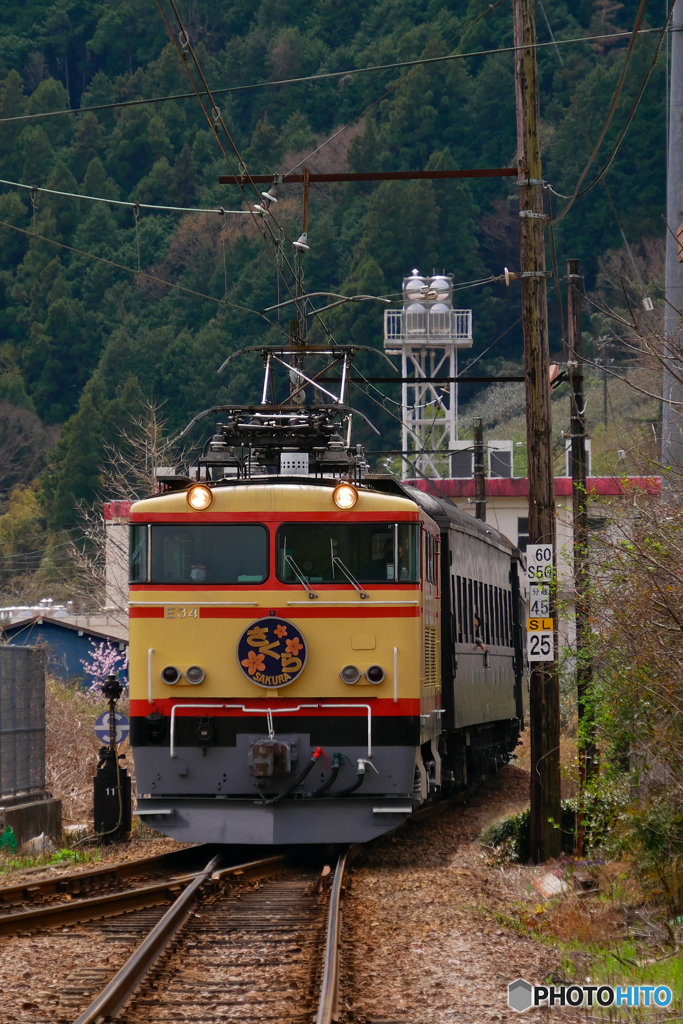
top-left (3, 797), bottom-right (62, 848)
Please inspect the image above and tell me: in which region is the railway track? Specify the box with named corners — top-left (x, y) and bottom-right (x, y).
top-left (68, 851), bottom-right (353, 1024)
top-left (0, 790), bottom-right (484, 1021)
top-left (0, 846), bottom-right (209, 906)
top-left (0, 851), bottom-right (352, 1022)
top-left (0, 845), bottom-right (224, 935)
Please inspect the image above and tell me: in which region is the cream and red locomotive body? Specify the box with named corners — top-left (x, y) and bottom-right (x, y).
top-left (129, 460), bottom-right (525, 844)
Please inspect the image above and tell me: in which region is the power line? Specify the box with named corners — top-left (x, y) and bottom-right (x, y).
top-left (154, 0), bottom-right (300, 320)
top-left (0, 217), bottom-right (286, 331)
top-left (284, 0), bottom-right (506, 176)
top-left (550, 0), bottom-right (674, 224)
top-left (0, 177), bottom-right (249, 216)
top-left (0, 28), bottom-right (664, 127)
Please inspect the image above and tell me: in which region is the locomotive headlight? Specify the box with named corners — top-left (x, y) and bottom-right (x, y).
top-left (161, 665), bottom-right (181, 685)
top-left (340, 664), bottom-right (361, 684)
top-left (365, 665), bottom-right (386, 684)
top-left (185, 665), bottom-right (205, 685)
top-left (187, 484), bottom-right (213, 511)
top-left (333, 482), bottom-right (358, 510)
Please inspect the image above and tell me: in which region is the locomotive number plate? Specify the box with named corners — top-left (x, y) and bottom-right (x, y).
top-left (165, 606), bottom-right (199, 618)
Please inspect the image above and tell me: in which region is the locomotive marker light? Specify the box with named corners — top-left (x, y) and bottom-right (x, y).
top-left (364, 665), bottom-right (386, 684)
top-left (185, 665), bottom-right (206, 685)
top-left (237, 617), bottom-right (307, 688)
top-left (332, 482), bottom-right (358, 510)
top-left (161, 665), bottom-right (182, 685)
top-left (340, 664), bottom-right (361, 684)
top-left (186, 483), bottom-right (213, 510)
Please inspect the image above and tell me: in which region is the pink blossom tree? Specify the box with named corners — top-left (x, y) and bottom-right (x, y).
top-left (80, 640), bottom-right (129, 701)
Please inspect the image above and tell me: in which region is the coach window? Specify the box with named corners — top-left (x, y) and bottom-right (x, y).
top-left (276, 522), bottom-right (420, 583)
top-left (466, 579), bottom-right (474, 643)
top-left (147, 524), bottom-right (269, 584)
top-left (424, 533), bottom-right (438, 585)
top-left (455, 577), bottom-right (463, 643)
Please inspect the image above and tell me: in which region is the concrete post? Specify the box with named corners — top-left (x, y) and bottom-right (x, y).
top-left (663, 0), bottom-right (683, 496)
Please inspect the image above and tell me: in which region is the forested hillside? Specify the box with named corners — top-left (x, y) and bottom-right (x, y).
top-left (0, 0), bottom-right (668, 591)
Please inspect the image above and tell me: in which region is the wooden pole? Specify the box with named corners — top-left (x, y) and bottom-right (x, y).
top-left (513, 0), bottom-right (561, 862)
top-left (473, 418), bottom-right (486, 521)
top-left (567, 259), bottom-right (595, 855)
top-left (303, 166), bottom-right (310, 234)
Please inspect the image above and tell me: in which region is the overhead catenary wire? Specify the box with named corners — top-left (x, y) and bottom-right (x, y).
top-left (0, 217), bottom-right (290, 336)
top-left (0, 28), bottom-right (665, 127)
top-left (0, 177), bottom-right (249, 216)
top-left (154, 0), bottom-right (300, 319)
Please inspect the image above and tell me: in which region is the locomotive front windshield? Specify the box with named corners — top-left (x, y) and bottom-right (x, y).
top-left (129, 524), bottom-right (268, 584)
top-left (277, 523), bottom-right (420, 583)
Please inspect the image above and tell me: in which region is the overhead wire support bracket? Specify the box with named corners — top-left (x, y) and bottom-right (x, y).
top-left (220, 168), bottom-right (518, 185)
top-left (216, 343), bottom-right (399, 377)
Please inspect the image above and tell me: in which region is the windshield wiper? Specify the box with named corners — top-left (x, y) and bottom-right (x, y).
top-left (330, 540), bottom-right (369, 599)
top-left (283, 547), bottom-right (318, 599)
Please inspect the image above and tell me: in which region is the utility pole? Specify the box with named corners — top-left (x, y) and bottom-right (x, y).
top-left (473, 418), bottom-right (486, 521)
top-left (513, 0), bottom-right (561, 862)
top-left (663, 0), bottom-right (683, 499)
top-left (567, 259), bottom-right (595, 856)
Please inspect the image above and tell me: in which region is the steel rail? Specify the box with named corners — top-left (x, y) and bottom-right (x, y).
top-left (72, 854), bottom-right (221, 1024)
top-left (316, 844), bottom-right (361, 1024)
top-left (0, 844), bottom-right (213, 907)
top-left (72, 854), bottom-right (288, 1024)
top-left (0, 873), bottom-right (201, 936)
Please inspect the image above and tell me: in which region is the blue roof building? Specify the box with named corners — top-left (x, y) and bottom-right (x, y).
top-left (0, 617), bottom-right (129, 687)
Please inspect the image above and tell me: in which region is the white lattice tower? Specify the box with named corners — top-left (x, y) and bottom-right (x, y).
top-left (384, 271), bottom-right (473, 480)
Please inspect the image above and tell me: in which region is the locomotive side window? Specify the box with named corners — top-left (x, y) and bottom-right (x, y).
top-left (146, 524), bottom-right (268, 584)
top-left (276, 523), bottom-right (420, 583)
top-left (129, 525), bottom-right (148, 583)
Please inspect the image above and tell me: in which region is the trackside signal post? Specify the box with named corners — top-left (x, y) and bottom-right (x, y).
top-left (93, 674), bottom-right (131, 844)
top-left (512, 0), bottom-right (561, 861)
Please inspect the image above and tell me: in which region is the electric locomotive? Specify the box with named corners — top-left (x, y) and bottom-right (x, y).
top-left (129, 401), bottom-right (525, 844)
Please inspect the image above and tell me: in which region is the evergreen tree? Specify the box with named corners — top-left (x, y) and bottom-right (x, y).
top-left (172, 143), bottom-right (196, 207)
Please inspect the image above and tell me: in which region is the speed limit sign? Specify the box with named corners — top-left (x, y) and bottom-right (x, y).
top-left (526, 544), bottom-right (554, 583)
top-left (527, 631), bottom-right (554, 662)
